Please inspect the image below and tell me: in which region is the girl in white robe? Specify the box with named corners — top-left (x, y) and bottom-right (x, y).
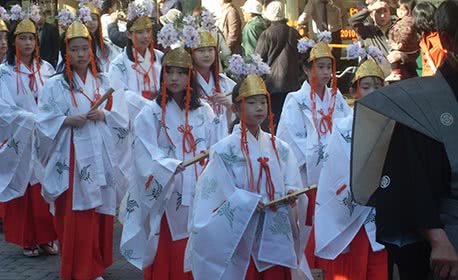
top-left (311, 59), bottom-right (388, 279)
top-left (192, 31), bottom-right (236, 139)
top-left (0, 8), bottom-right (7, 221)
top-left (36, 21), bottom-right (126, 280)
top-left (108, 8), bottom-right (163, 200)
top-left (83, 2), bottom-right (122, 73)
top-left (119, 47), bottom-right (220, 280)
top-left (0, 12), bottom-right (58, 257)
top-left (186, 74), bottom-right (312, 280)
top-left (276, 40), bottom-right (352, 273)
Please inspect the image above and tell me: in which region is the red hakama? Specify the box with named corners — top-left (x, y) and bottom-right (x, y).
top-left (246, 258), bottom-right (292, 280)
top-left (0, 202), bottom-right (4, 220)
top-left (3, 183), bottom-right (57, 247)
top-left (143, 215), bottom-right (194, 280)
top-left (305, 188), bottom-right (388, 280)
top-left (53, 137), bottom-right (114, 280)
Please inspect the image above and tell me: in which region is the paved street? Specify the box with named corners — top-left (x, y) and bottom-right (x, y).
top-left (0, 222), bottom-right (142, 280)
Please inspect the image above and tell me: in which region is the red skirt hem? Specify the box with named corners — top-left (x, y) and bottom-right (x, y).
top-left (3, 184), bottom-right (57, 247)
top-left (143, 215), bottom-right (194, 280)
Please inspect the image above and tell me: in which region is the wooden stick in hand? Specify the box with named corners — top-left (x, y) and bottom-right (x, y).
top-left (89, 88), bottom-right (115, 112)
top-left (264, 185), bottom-right (317, 208)
top-left (182, 150), bottom-right (210, 167)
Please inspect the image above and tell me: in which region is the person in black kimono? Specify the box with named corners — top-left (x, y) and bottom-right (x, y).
top-left (351, 1), bottom-right (458, 279)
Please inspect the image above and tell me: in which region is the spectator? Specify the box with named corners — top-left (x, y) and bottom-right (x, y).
top-left (255, 0), bottom-right (301, 127)
top-left (241, 0), bottom-right (268, 57)
top-left (101, 0), bottom-right (120, 41)
top-left (349, 0), bottom-right (392, 56)
top-left (413, 1), bottom-right (446, 76)
top-left (385, 0), bottom-right (420, 82)
top-left (37, 9), bottom-right (59, 68)
top-left (298, 0), bottom-right (343, 66)
top-left (218, 0), bottom-right (243, 54)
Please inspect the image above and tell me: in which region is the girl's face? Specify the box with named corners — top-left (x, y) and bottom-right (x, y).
top-left (15, 32), bottom-right (36, 57)
top-left (86, 14), bottom-right (99, 34)
top-left (165, 66), bottom-right (189, 94)
top-left (0, 31), bottom-right (7, 56)
top-left (192, 47), bottom-right (216, 70)
top-left (357, 76), bottom-right (383, 98)
top-left (305, 57), bottom-right (333, 88)
top-left (67, 37), bottom-right (91, 71)
top-left (128, 28), bottom-right (153, 52)
top-left (234, 95), bottom-right (268, 127)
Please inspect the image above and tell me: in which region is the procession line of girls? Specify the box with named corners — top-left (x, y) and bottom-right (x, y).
top-left (0, 2), bottom-right (392, 280)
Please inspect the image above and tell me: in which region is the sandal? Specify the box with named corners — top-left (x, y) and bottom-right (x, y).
top-left (23, 246), bottom-right (40, 257)
top-left (39, 241), bottom-right (59, 255)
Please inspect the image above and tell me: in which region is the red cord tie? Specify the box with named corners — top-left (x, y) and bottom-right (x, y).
top-left (178, 124), bottom-right (196, 154)
top-left (318, 109), bottom-right (333, 135)
top-left (257, 157), bottom-right (277, 212)
top-left (28, 73), bottom-right (38, 92)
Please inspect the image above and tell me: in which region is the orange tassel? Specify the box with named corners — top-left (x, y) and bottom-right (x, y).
top-left (65, 39), bottom-right (77, 107)
top-left (240, 97), bottom-right (255, 192)
top-left (266, 92), bottom-right (279, 162)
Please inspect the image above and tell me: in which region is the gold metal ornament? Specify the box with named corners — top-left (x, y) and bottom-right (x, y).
top-left (14, 19), bottom-right (36, 35)
top-left (194, 31), bottom-right (217, 49)
top-left (66, 21), bottom-right (91, 40)
top-left (163, 47), bottom-right (193, 69)
top-left (0, 19), bottom-right (7, 32)
top-left (236, 74), bottom-right (269, 102)
top-left (309, 41), bottom-right (333, 62)
top-left (129, 16), bottom-right (153, 32)
top-left (352, 59), bottom-right (385, 84)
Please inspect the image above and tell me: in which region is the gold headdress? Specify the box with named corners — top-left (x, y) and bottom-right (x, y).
top-left (195, 31), bottom-right (217, 49)
top-left (309, 41), bottom-right (333, 62)
top-left (163, 47), bottom-right (193, 69)
top-left (352, 59), bottom-right (385, 84)
top-left (65, 21), bottom-right (91, 40)
top-left (14, 19), bottom-right (36, 35)
top-left (0, 19), bottom-right (7, 32)
top-left (236, 74), bottom-right (269, 102)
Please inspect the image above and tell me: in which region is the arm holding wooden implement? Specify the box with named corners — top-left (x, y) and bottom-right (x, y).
top-left (89, 88), bottom-right (115, 112)
top-left (264, 185), bottom-right (317, 208)
top-left (181, 150), bottom-right (210, 167)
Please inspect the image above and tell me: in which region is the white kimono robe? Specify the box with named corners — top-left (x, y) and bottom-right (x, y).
top-left (36, 71), bottom-right (127, 216)
top-left (314, 115), bottom-right (384, 259)
top-left (108, 48), bottom-right (164, 199)
top-left (277, 81), bottom-right (352, 187)
top-left (119, 99), bottom-right (220, 269)
top-left (196, 71), bottom-right (236, 139)
top-left (109, 48), bottom-right (163, 98)
top-left (185, 126), bottom-right (312, 280)
top-left (0, 60), bottom-right (54, 202)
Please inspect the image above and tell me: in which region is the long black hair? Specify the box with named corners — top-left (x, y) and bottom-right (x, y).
top-left (6, 20), bottom-right (41, 66)
top-left (156, 65), bottom-right (202, 111)
top-left (90, 13), bottom-right (111, 60)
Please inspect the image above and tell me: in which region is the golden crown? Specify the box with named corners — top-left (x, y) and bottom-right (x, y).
top-left (14, 19), bottom-right (36, 35)
top-left (309, 41), bottom-right (333, 62)
top-left (0, 19), bottom-right (7, 32)
top-left (236, 74), bottom-right (269, 102)
top-left (352, 59), bottom-right (385, 84)
top-left (163, 47), bottom-right (193, 69)
top-left (66, 21), bottom-right (91, 40)
top-left (129, 16), bottom-right (153, 32)
top-left (195, 31), bottom-right (217, 49)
